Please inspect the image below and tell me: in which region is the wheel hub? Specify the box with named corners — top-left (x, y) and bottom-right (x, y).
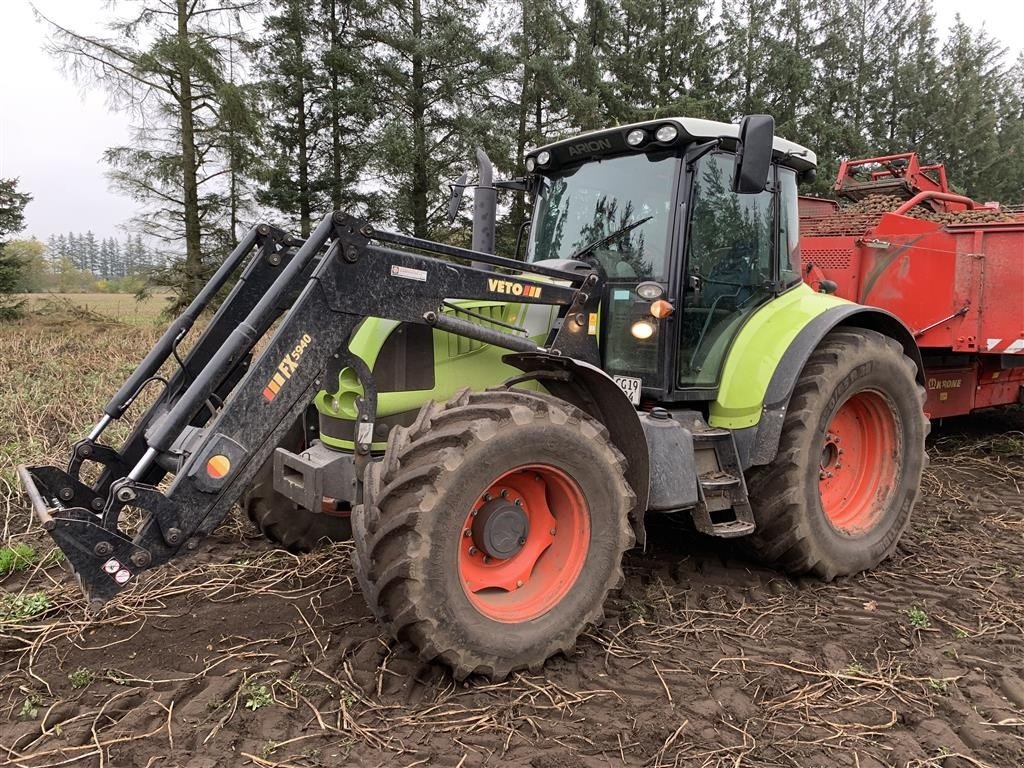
top-left (818, 390), bottom-right (900, 536)
top-left (472, 498), bottom-right (529, 559)
top-left (458, 465), bottom-right (590, 623)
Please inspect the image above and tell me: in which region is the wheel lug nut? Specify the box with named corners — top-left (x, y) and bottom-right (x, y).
top-left (500, 489), bottom-right (508, 498)
top-left (483, 555), bottom-right (490, 564)
top-left (468, 546), bottom-right (478, 556)
top-left (483, 493), bottom-right (492, 502)
top-left (820, 471), bottom-right (827, 480)
top-left (550, 528), bottom-right (556, 536)
top-left (514, 499), bottom-right (522, 507)
top-left (463, 529), bottom-right (472, 537)
top-left (516, 580), bottom-right (523, 588)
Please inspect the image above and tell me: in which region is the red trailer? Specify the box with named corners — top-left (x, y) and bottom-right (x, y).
top-left (799, 153), bottom-right (1024, 418)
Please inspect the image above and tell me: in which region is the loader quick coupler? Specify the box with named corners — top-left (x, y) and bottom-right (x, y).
top-left (20, 210), bottom-right (605, 605)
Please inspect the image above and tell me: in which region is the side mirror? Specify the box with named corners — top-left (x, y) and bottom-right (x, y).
top-left (446, 172), bottom-right (469, 224)
top-left (732, 114), bottom-right (774, 194)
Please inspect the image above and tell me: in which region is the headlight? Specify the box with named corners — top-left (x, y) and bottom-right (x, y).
top-left (537, 150), bottom-right (551, 166)
top-left (636, 281), bottom-right (663, 300)
top-left (630, 319), bottom-right (656, 340)
top-left (655, 124), bottom-right (678, 143)
top-left (626, 129), bottom-right (645, 147)
top-left (525, 156), bottom-right (536, 173)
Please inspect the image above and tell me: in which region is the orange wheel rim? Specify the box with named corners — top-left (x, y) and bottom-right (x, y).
top-left (458, 464), bottom-right (590, 623)
top-left (818, 390), bottom-right (901, 535)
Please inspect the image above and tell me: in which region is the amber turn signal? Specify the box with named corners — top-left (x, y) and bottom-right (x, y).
top-left (649, 299), bottom-right (674, 319)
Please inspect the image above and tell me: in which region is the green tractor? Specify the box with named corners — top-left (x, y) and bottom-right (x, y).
top-left (20, 115), bottom-right (927, 680)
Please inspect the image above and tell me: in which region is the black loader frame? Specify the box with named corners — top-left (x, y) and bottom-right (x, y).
top-left (19, 213), bottom-right (612, 607)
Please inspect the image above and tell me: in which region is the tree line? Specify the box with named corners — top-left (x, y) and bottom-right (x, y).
top-left (45, 232), bottom-right (162, 280)
top-left (37, 0), bottom-right (1024, 305)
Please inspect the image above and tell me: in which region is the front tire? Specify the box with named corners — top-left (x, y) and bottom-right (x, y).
top-left (354, 389), bottom-right (635, 680)
top-left (243, 418), bottom-right (352, 552)
top-left (745, 328), bottom-right (928, 579)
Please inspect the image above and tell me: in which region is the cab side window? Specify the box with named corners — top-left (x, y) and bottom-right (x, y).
top-left (777, 167), bottom-right (801, 285)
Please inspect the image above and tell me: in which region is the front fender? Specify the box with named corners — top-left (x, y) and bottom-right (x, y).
top-left (733, 301), bottom-right (924, 467)
top-left (503, 352), bottom-right (650, 547)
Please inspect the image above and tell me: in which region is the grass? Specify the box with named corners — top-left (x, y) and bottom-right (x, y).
top-left (0, 298), bottom-right (166, 537)
top-left (0, 543), bottom-right (64, 576)
top-left (0, 543), bottom-right (35, 575)
top-left (15, 292), bottom-right (171, 325)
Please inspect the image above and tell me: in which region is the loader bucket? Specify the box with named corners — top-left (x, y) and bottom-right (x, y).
top-left (18, 464), bottom-right (142, 605)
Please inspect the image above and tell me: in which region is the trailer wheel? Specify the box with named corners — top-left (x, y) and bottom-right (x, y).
top-left (744, 328), bottom-right (927, 579)
top-left (243, 419), bottom-right (352, 552)
top-left (355, 389), bottom-right (635, 680)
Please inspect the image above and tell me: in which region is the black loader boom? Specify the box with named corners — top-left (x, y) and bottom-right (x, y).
top-left (18, 212), bottom-right (608, 607)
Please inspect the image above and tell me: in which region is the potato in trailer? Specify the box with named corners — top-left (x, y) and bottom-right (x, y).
top-left (800, 152), bottom-right (1024, 418)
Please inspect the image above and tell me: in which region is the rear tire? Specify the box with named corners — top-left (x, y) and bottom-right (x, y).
top-left (745, 328), bottom-right (927, 579)
top-left (354, 389), bottom-right (635, 680)
top-left (243, 419), bottom-right (352, 553)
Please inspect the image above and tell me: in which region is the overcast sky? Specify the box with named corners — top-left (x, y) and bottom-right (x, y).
top-left (1, 0), bottom-right (1021, 243)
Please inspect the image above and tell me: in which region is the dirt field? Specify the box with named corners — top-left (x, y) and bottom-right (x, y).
top-left (1, 305), bottom-right (1022, 767)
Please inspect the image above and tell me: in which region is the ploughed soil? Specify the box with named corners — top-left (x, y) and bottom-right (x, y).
top-left (1, 411), bottom-right (1022, 768)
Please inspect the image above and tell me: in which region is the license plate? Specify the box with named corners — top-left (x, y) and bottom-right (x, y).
top-left (613, 375), bottom-right (642, 406)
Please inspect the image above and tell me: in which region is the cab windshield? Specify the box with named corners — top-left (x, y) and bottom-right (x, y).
top-left (526, 152), bottom-right (679, 280)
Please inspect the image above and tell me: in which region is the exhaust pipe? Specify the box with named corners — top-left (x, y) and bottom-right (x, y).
top-left (471, 147), bottom-right (497, 264)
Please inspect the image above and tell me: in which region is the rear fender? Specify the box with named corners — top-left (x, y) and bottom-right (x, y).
top-left (503, 352), bottom-right (651, 547)
top-left (738, 305), bottom-right (924, 467)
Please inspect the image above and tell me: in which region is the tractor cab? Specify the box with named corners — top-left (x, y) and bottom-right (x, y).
top-left (524, 117), bottom-right (817, 404)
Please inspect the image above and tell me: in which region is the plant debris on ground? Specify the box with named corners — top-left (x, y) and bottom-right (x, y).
top-left (1, 306), bottom-right (1022, 767)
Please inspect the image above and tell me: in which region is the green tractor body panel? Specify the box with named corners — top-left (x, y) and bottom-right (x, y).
top-left (317, 300), bottom-right (552, 451)
top-left (709, 283), bottom-right (849, 429)
top-left (320, 283), bottom-right (849, 449)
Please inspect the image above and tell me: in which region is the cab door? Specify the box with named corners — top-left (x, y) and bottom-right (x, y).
top-left (674, 152), bottom-right (779, 392)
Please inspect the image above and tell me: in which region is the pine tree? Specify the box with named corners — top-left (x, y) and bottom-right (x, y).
top-left (320, 0), bottom-right (375, 213)
top-left (719, 0), bottom-right (777, 119)
top-left (496, 0), bottom-right (580, 248)
top-left (0, 178), bottom-right (33, 319)
top-left (569, 0), bottom-right (616, 129)
top-left (43, 0), bottom-right (260, 307)
top-left (253, 0), bottom-right (326, 237)
top-left (767, 0), bottom-right (819, 139)
top-left (991, 53), bottom-right (1024, 203)
top-left (82, 231), bottom-right (99, 274)
top-left (360, 0), bottom-right (502, 237)
top-left (885, 1), bottom-right (942, 156)
top-left (933, 19), bottom-right (1005, 197)
top-left (602, 0), bottom-right (721, 123)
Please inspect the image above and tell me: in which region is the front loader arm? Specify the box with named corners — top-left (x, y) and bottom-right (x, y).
top-left (20, 212), bottom-right (605, 605)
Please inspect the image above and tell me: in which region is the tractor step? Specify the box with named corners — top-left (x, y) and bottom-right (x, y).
top-left (697, 470), bottom-right (742, 490)
top-left (699, 518), bottom-right (756, 537)
top-left (690, 428), bottom-right (756, 538)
